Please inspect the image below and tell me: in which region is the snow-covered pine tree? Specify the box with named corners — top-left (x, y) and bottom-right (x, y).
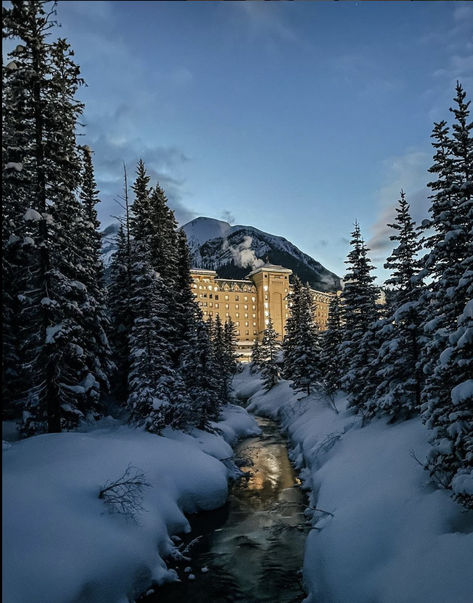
top-left (287, 283), bottom-right (321, 395)
top-left (224, 317), bottom-right (239, 378)
top-left (2, 0), bottom-right (55, 425)
top-left (321, 293), bottom-right (343, 406)
top-left (108, 224), bottom-right (132, 404)
top-left (127, 162), bottom-right (176, 432)
top-left (260, 317), bottom-right (280, 391)
top-left (127, 247), bottom-right (175, 433)
top-left (250, 338), bottom-right (263, 373)
top-left (77, 145), bottom-right (114, 416)
top-left (4, 3), bottom-right (102, 434)
top-left (108, 168), bottom-right (133, 404)
top-left (369, 191), bottom-right (424, 420)
top-left (339, 222), bottom-right (379, 413)
top-left (282, 276), bottom-right (303, 380)
top-left (421, 84), bottom-right (473, 505)
top-left (181, 316), bottom-right (221, 428)
top-left (212, 314), bottom-right (229, 403)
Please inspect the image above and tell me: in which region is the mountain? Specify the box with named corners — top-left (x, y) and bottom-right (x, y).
top-left (182, 217), bottom-right (341, 292)
top-left (100, 216), bottom-right (341, 291)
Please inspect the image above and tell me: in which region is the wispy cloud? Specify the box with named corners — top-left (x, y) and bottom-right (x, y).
top-left (368, 149), bottom-right (431, 254)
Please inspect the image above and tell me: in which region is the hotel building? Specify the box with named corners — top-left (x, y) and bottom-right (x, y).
top-left (190, 263), bottom-right (335, 361)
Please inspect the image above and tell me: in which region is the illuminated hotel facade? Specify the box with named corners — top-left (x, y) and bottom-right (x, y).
top-left (190, 263), bottom-right (335, 361)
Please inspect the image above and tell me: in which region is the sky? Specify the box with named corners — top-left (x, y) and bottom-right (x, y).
top-left (6, 1), bottom-right (473, 281)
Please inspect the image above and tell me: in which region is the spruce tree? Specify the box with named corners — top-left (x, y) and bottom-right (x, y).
top-left (285, 283), bottom-right (321, 395)
top-left (339, 222), bottom-right (379, 413)
top-left (260, 317), bottom-right (280, 391)
top-left (321, 293), bottom-right (343, 407)
top-left (3, 3), bottom-right (103, 434)
top-left (370, 191), bottom-right (424, 419)
top-left (251, 338), bottom-right (263, 373)
top-left (421, 84), bottom-right (473, 504)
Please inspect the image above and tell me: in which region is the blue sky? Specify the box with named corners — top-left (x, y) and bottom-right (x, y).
top-left (17, 1), bottom-right (473, 279)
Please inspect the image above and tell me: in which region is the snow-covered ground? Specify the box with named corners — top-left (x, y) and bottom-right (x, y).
top-left (234, 366), bottom-right (473, 603)
top-left (2, 405), bottom-right (259, 603)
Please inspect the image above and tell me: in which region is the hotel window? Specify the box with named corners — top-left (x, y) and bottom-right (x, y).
top-left (203, 302), bottom-right (207, 307)
top-left (245, 322), bottom-right (249, 327)
top-left (244, 296), bottom-right (248, 302)
top-left (225, 295), bottom-right (229, 300)
top-left (215, 303), bottom-right (219, 308)
top-left (236, 313), bottom-right (239, 318)
top-left (252, 297), bottom-right (256, 302)
top-left (215, 295), bottom-right (219, 300)
top-left (235, 321), bottom-right (240, 326)
top-left (264, 302), bottom-right (269, 309)
top-left (252, 305), bottom-right (256, 310)
top-left (245, 330), bottom-right (249, 336)
top-left (253, 322), bottom-right (256, 327)
top-left (235, 304), bottom-right (239, 309)
top-left (235, 295), bottom-right (239, 301)
top-left (244, 305), bottom-right (248, 310)
top-left (252, 313), bottom-right (256, 318)
top-left (244, 313), bottom-right (248, 319)
top-left (225, 304), bottom-right (229, 309)
top-left (209, 302), bottom-right (213, 307)
top-left (226, 312), bottom-right (229, 317)
top-left (209, 294), bottom-right (213, 299)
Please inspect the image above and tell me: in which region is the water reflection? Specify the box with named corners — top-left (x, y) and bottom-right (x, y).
top-left (141, 417), bottom-right (308, 602)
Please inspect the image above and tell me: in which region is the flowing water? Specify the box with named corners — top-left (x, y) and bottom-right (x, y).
top-left (141, 416), bottom-right (308, 602)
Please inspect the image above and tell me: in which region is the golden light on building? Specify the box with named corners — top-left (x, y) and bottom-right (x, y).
top-left (190, 263), bottom-right (336, 362)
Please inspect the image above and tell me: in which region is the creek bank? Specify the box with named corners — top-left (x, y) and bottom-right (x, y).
top-left (234, 365), bottom-right (473, 603)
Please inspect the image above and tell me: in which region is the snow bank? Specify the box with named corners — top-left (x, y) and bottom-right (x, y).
top-left (2, 405), bottom-right (258, 603)
top-left (234, 366), bottom-right (473, 603)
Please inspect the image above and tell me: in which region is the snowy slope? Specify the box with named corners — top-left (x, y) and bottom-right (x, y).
top-left (234, 366), bottom-right (473, 603)
top-left (2, 407), bottom-right (260, 603)
top-left (182, 217), bottom-right (341, 292)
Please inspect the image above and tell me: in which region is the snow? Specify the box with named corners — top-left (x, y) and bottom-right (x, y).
top-left (234, 365), bottom-right (473, 603)
top-left (451, 379), bottom-right (473, 405)
top-left (45, 323), bottom-right (63, 343)
top-left (2, 405), bottom-right (259, 603)
top-left (5, 161), bottom-right (23, 172)
top-left (23, 208), bottom-right (42, 222)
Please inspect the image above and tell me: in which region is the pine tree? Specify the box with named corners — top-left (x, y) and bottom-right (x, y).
top-left (126, 162), bottom-right (176, 432)
top-left (284, 283), bottom-right (321, 395)
top-left (321, 293), bottom-right (343, 407)
top-left (338, 222), bottom-right (379, 413)
top-left (3, 3), bottom-right (102, 434)
top-left (108, 168), bottom-right (133, 404)
top-left (250, 338), bottom-right (263, 373)
top-left (77, 145), bottom-right (114, 417)
top-left (282, 276), bottom-right (303, 380)
top-left (224, 318), bottom-right (239, 378)
top-left (369, 191), bottom-right (424, 420)
top-left (212, 314), bottom-right (229, 403)
top-left (181, 317), bottom-right (221, 428)
top-left (421, 84), bottom-right (473, 503)
top-left (108, 225), bottom-right (132, 403)
top-left (260, 317), bottom-right (280, 391)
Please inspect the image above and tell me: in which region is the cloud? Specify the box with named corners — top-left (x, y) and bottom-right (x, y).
top-left (220, 210), bottom-right (235, 224)
top-left (367, 149), bottom-right (431, 253)
top-left (222, 236), bottom-right (264, 270)
top-left (236, 1), bottom-right (298, 43)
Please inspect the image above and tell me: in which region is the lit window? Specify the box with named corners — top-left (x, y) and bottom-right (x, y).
top-left (225, 304), bottom-right (229, 309)
top-left (244, 296), bottom-right (248, 302)
top-left (225, 295), bottom-right (229, 300)
top-left (252, 297), bottom-right (256, 302)
top-left (264, 285), bottom-right (268, 291)
top-left (245, 313), bottom-right (248, 318)
top-left (264, 302), bottom-right (269, 309)
top-left (264, 311), bottom-right (269, 317)
top-left (235, 304), bottom-right (239, 309)
top-left (215, 303), bottom-right (219, 308)
top-left (208, 285), bottom-right (212, 291)
top-left (244, 305), bottom-right (248, 310)
top-left (252, 305), bottom-right (256, 310)
top-left (236, 313), bottom-right (239, 318)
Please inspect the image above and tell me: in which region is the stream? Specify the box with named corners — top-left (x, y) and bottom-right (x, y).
top-left (141, 416), bottom-right (308, 602)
